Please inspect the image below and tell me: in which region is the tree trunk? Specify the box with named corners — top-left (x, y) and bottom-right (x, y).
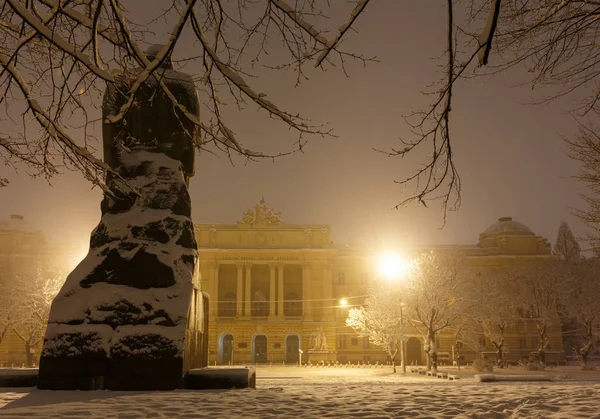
top-left (579, 323), bottom-right (594, 368)
top-left (537, 324), bottom-right (547, 365)
top-left (25, 340), bottom-right (33, 367)
top-left (426, 331), bottom-right (438, 373)
top-left (493, 341), bottom-right (504, 367)
top-left (400, 340), bottom-right (406, 373)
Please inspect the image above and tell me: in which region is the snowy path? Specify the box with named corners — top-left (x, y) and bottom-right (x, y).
top-left (1, 378), bottom-right (600, 418)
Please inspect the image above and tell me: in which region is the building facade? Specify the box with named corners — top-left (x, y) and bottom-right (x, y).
top-left (0, 203), bottom-right (564, 366)
top-left (197, 200), bottom-right (563, 366)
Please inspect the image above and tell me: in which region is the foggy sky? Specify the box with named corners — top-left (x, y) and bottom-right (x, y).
top-left (0, 1), bottom-right (586, 253)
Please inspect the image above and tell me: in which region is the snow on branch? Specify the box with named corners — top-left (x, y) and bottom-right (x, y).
top-left (477, 0), bottom-right (501, 66)
top-left (315, 0), bottom-right (370, 68)
top-left (2, 0), bottom-right (369, 185)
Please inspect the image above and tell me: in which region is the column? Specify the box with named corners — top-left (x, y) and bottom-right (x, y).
top-left (277, 263), bottom-right (285, 318)
top-left (236, 263), bottom-right (244, 317)
top-left (209, 262), bottom-right (219, 318)
top-left (244, 264), bottom-right (252, 317)
top-left (322, 262), bottom-right (333, 321)
top-left (269, 264), bottom-right (277, 320)
top-left (302, 262), bottom-right (312, 320)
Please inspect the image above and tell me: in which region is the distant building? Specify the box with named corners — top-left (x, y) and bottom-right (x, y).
top-left (0, 215), bottom-right (74, 366)
top-left (197, 200), bottom-right (562, 366)
top-left (0, 204), bottom-right (564, 366)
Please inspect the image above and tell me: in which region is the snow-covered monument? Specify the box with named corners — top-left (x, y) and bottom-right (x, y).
top-left (38, 46), bottom-right (208, 390)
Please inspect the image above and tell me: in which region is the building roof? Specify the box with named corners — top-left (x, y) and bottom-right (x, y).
top-left (482, 216), bottom-right (534, 236)
top-left (0, 214), bottom-right (39, 233)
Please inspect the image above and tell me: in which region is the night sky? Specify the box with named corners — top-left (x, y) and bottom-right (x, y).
top-left (0, 1), bottom-right (585, 253)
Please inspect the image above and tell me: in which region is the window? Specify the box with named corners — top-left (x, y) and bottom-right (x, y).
top-left (360, 273), bottom-right (369, 285)
top-left (456, 341), bottom-right (463, 350)
top-left (284, 292), bottom-right (302, 316)
top-left (351, 338), bottom-right (358, 346)
top-left (251, 291), bottom-right (268, 317)
top-left (337, 272), bottom-right (346, 285)
top-left (478, 337), bottom-right (486, 348)
top-left (338, 335), bottom-right (347, 349)
top-left (518, 336), bottom-right (527, 348)
top-left (531, 336), bottom-right (538, 349)
top-left (362, 337), bottom-right (370, 349)
top-left (219, 292), bottom-right (236, 317)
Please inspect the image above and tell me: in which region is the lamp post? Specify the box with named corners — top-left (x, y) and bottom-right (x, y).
top-left (400, 302), bottom-right (406, 373)
top-left (378, 253), bottom-right (411, 374)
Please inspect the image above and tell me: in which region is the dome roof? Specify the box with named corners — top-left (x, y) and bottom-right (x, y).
top-left (482, 216), bottom-right (533, 236)
top-left (0, 214), bottom-right (38, 233)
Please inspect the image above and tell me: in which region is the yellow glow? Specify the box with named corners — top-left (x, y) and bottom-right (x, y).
top-left (67, 245), bottom-right (88, 271)
top-left (339, 298), bottom-right (348, 307)
top-left (378, 253), bottom-right (409, 280)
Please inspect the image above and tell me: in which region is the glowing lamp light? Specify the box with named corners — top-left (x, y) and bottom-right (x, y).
top-left (339, 298), bottom-right (348, 307)
top-left (378, 253), bottom-right (409, 280)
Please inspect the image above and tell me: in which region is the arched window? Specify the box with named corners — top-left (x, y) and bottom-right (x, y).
top-left (219, 292), bottom-right (236, 317)
top-left (284, 291), bottom-right (302, 316)
top-left (252, 291), bottom-right (268, 317)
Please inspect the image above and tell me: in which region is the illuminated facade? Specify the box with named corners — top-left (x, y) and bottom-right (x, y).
top-left (197, 201), bottom-right (563, 366)
top-left (0, 215), bottom-right (48, 366)
top-left (0, 204), bottom-right (563, 366)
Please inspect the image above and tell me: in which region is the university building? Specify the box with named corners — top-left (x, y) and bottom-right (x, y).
top-left (0, 202), bottom-right (564, 366)
top-left (197, 200), bottom-right (563, 366)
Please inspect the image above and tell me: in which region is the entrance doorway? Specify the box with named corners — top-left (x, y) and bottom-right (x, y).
top-left (219, 334), bottom-right (234, 365)
top-left (285, 335), bottom-right (300, 364)
top-left (406, 337), bottom-right (422, 365)
top-left (253, 335), bottom-right (268, 363)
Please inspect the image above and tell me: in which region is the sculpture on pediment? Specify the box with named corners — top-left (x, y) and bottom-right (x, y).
top-left (240, 209), bottom-right (256, 224)
top-left (238, 198), bottom-right (282, 225)
top-left (310, 326), bottom-right (327, 351)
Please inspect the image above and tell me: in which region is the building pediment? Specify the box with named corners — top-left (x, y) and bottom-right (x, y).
top-left (195, 199), bottom-right (332, 249)
top-left (238, 198), bottom-right (283, 227)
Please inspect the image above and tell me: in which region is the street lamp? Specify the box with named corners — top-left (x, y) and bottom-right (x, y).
top-left (378, 252), bottom-right (410, 373)
top-left (378, 253), bottom-right (409, 280)
top-left (400, 302), bottom-right (406, 373)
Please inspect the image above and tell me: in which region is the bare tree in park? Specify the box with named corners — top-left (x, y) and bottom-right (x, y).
top-left (404, 252), bottom-right (470, 373)
top-left (554, 221), bottom-right (581, 262)
top-left (508, 261), bottom-right (566, 365)
top-left (3, 1), bottom-right (597, 215)
top-left (0, 0), bottom-right (371, 192)
top-left (346, 286), bottom-right (406, 373)
top-left (0, 296), bottom-right (9, 347)
top-left (9, 266), bottom-right (65, 366)
top-left (561, 259), bottom-right (600, 367)
top-left (566, 126), bottom-right (600, 254)
top-left (464, 270), bottom-right (517, 366)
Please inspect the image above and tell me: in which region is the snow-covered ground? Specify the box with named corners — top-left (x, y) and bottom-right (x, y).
top-left (1, 366), bottom-right (600, 418)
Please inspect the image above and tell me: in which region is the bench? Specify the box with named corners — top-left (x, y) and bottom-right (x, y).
top-left (447, 374), bottom-right (460, 380)
top-left (436, 372), bottom-right (448, 379)
top-left (418, 368), bottom-right (426, 375)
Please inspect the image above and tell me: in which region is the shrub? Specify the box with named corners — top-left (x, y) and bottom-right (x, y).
top-left (472, 358), bottom-right (493, 372)
top-left (523, 362), bottom-right (545, 371)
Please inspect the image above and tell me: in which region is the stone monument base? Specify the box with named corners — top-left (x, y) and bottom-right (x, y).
top-left (1, 367), bottom-right (256, 390)
top-left (307, 350), bottom-right (333, 364)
